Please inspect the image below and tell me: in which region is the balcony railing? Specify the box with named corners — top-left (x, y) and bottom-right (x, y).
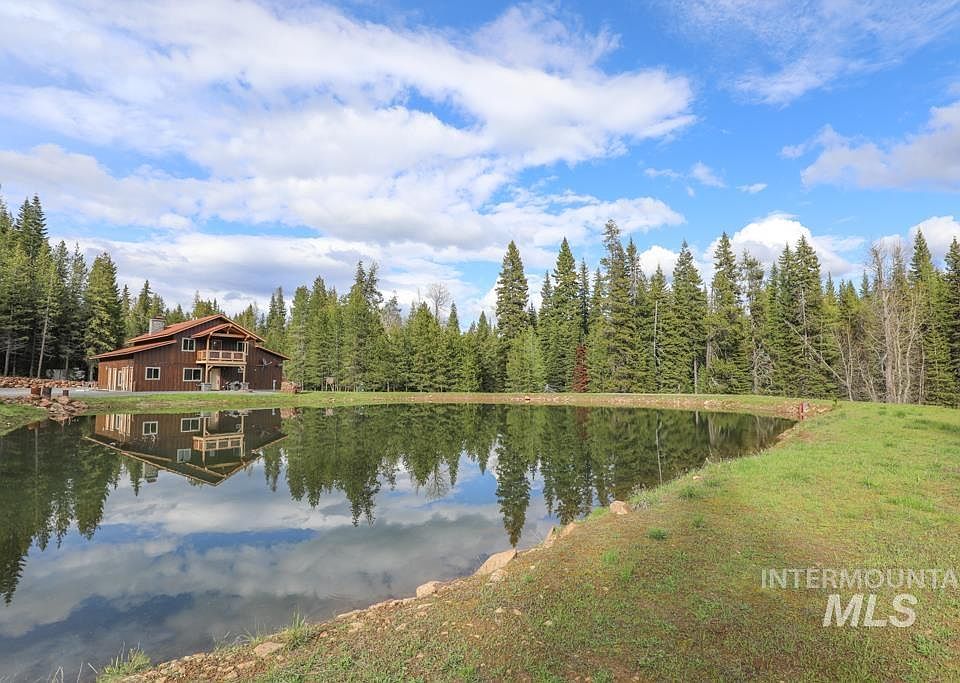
top-left (196, 349), bottom-right (247, 364)
top-left (192, 434), bottom-right (244, 453)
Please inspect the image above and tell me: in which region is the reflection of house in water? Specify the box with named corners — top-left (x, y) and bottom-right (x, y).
top-left (87, 410), bottom-right (286, 486)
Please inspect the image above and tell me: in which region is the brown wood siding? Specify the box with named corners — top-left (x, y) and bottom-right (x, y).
top-left (96, 321), bottom-right (286, 391)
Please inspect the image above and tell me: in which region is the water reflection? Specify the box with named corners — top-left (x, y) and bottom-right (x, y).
top-left (0, 404), bottom-right (791, 679)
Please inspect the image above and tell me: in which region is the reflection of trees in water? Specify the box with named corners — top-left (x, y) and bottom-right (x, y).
top-left (0, 420), bottom-right (122, 603)
top-left (0, 406), bottom-right (791, 602)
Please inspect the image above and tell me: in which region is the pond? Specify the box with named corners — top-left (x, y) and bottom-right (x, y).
top-left (0, 404), bottom-right (792, 679)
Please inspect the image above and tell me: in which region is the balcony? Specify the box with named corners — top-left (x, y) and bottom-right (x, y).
top-left (196, 349), bottom-right (247, 365)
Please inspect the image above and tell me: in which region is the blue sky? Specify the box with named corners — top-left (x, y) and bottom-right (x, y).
top-left (0, 0), bottom-right (958, 323)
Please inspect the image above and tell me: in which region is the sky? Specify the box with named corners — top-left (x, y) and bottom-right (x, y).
top-left (0, 0), bottom-right (959, 324)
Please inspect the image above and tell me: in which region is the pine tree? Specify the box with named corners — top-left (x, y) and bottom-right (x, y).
top-left (544, 239), bottom-right (582, 390)
top-left (600, 221), bottom-right (643, 392)
top-left (648, 265), bottom-right (672, 390)
top-left (286, 286), bottom-right (311, 387)
top-left (740, 252), bottom-right (773, 393)
top-left (264, 287), bottom-right (288, 354)
top-left (945, 238), bottom-right (960, 395)
top-left (495, 241), bottom-right (529, 389)
top-left (83, 253), bottom-right (124, 375)
top-left (586, 268), bottom-right (611, 391)
top-left (909, 231), bottom-right (957, 405)
top-left (505, 327), bottom-right (545, 392)
top-left (661, 242), bottom-right (707, 392)
top-left (705, 233), bottom-right (750, 393)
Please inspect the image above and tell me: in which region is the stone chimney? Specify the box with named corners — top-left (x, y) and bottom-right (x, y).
top-left (149, 317), bottom-right (166, 335)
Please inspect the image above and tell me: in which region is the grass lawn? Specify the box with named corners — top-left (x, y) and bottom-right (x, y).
top-left (105, 396), bottom-right (959, 682)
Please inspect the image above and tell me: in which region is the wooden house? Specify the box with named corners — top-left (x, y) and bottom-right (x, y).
top-left (90, 314), bottom-right (288, 391)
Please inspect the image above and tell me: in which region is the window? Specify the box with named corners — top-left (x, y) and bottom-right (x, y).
top-left (145, 367), bottom-right (160, 380)
top-left (181, 417), bottom-right (201, 432)
top-left (176, 448), bottom-right (192, 463)
top-left (142, 421), bottom-right (158, 436)
top-left (182, 338), bottom-right (196, 352)
top-left (183, 367), bottom-right (202, 382)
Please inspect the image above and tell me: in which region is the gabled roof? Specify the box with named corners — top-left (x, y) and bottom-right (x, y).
top-left (126, 314), bottom-right (263, 345)
top-left (126, 314), bottom-right (224, 344)
top-left (191, 321), bottom-right (264, 341)
top-left (90, 339), bottom-right (176, 360)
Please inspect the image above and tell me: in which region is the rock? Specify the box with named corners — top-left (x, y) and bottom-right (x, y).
top-left (416, 580), bottom-right (442, 598)
top-left (560, 522), bottom-right (577, 538)
top-left (494, 607), bottom-right (504, 614)
top-left (475, 548), bottom-right (516, 576)
top-left (487, 569), bottom-right (507, 583)
top-left (610, 500), bottom-right (630, 515)
top-left (336, 609), bottom-right (362, 620)
top-left (236, 660), bottom-right (256, 670)
top-left (222, 671), bottom-right (238, 680)
top-left (253, 641), bottom-right (283, 658)
top-left (348, 621), bottom-right (363, 632)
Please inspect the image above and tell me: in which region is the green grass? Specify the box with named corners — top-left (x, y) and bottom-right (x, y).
top-left (97, 647), bottom-right (150, 681)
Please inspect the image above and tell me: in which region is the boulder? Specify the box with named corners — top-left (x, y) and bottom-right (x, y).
top-left (609, 500), bottom-right (630, 515)
top-left (416, 580), bottom-right (442, 598)
top-left (475, 549), bottom-right (516, 576)
top-left (253, 641), bottom-right (283, 658)
top-left (487, 569), bottom-right (507, 583)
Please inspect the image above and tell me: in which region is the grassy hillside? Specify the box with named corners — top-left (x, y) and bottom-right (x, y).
top-left (108, 398), bottom-right (959, 682)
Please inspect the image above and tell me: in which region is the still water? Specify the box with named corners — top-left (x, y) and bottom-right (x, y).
top-left (0, 404), bottom-right (792, 679)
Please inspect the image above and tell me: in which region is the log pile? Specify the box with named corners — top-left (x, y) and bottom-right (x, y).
top-left (0, 377), bottom-right (86, 389)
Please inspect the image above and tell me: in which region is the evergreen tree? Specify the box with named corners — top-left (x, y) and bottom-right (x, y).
top-left (505, 327), bottom-right (546, 392)
top-left (945, 238), bottom-right (960, 394)
top-left (542, 239), bottom-right (582, 390)
top-left (286, 286), bottom-right (312, 387)
top-left (264, 287), bottom-right (288, 354)
top-left (495, 241), bottom-right (529, 389)
top-left (909, 231), bottom-right (957, 404)
top-left (705, 233), bottom-right (750, 393)
top-left (660, 242), bottom-right (707, 392)
top-left (83, 253), bottom-right (124, 375)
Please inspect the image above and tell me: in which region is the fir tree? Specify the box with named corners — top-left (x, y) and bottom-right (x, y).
top-left (495, 241), bottom-right (529, 389)
top-left (83, 253), bottom-right (124, 373)
top-left (909, 231), bottom-right (957, 404)
top-left (945, 238), bottom-right (960, 394)
top-left (705, 233), bottom-right (750, 393)
top-left (661, 242), bottom-right (707, 392)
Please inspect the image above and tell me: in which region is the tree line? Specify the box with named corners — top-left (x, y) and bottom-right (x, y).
top-left (3, 190), bottom-right (958, 404)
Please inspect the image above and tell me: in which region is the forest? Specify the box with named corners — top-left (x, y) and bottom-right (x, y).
top-left (1, 191), bottom-right (959, 405)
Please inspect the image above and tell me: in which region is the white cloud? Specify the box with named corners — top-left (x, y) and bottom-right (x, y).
top-left (798, 102), bottom-right (960, 190)
top-left (638, 244), bottom-right (680, 276)
top-left (670, 1), bottom-right (960, 104)
top-left (689, 161), bottom-right (725, 188)
top-left (0, 1), bottom-right (694, 320)
top-left (708, 212), bottom-right (863, 278)
top-left (644, 161), bottom-right (725, 189)
top-left (737, 182), bottom-right (767, 194)
top-left (909, 215), bottom-right (960, 260)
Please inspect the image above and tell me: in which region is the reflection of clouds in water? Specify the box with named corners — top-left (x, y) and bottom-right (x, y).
top-left (99, 452), bottom-right (512, 535)
top-left (0, 452), bottom-right (554, 678)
